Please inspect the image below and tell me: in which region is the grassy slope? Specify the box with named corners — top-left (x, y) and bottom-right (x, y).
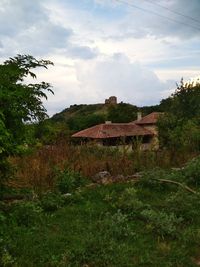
top-left (51, 104), bottom-right (107, 122)
top-left (51, 103), bottom-right (162, 122)
top-left (2, 180), bottom-right (200, 267)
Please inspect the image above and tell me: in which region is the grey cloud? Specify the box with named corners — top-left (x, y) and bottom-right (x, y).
top-left (0, 0), bottom-right (46, 37)
top-left (17, 22), bottom-right (73, 55)
top-left (76, 53), bottom-right (174, 106)
top-left (105, 0), bottom-right (200, 40)
top-left (0, 0), bottom-right (99, 59)
top-left (0, 0), bottom-right (74, 57)
top-left (66, 45), bottom-right (99, 59)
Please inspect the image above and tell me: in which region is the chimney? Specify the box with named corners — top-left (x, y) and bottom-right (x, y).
top-left (137, 112), bottom-right (142, 121)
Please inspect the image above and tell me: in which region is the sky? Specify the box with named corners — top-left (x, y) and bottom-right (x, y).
top-left (0, 0), bottom-right (200, 116)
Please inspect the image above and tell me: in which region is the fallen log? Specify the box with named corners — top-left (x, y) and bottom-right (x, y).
top-left (155, 178), bottom-right (197, 194)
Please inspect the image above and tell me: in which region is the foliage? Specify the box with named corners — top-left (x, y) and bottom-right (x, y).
top-left (140, 209), bottom-right (182, 237)
top-left (98, 210), bottom-right (136, 241)
top-left (158, 114), bottom-right (200, 151)
top-left (51, 102), bottom-right (139, 132)
top-left (1, 176), bottom-right (200, 266)
top-left (52, 103), bottom-right (107, 131)
top-left (34, 120), bottom-right (70, 144)
top-left (170, 79), bottom-right (200, 119)
top-left (56, 169), bottom-right (87, 194)
top-left (0, 54), bottom-right (53, 144)
top-left (40, 191), bottom-right (64, 212)
top-left (139, 168), bottom-right (174, 191)
top-left (158, 80), bottom-right (200, 152)
top-left (166, 189), bottom-right (200, 222)
top-left (10, 201), bottom-right (42, 227)
top-left (67, 113), bottom-right (105, 131)
top-left (0, 54), bottom-right (53, 184)
top-left (106, 102), bottom-right (137, 122)
top-left (114, 187), bottom-right (146, 214)
top-left (182, 156), bottom-right (200, 186)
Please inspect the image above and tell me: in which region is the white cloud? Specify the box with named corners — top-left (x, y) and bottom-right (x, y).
top-left (75, 53), bottom-right (174, 106)
top-left (0, 0), bottom-right (199, 116)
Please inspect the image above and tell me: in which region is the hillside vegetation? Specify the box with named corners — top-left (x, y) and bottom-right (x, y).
top-left (50, 101), bottom-right (162, 132)
top-left (1, 55), bottom-right (200, 266)
top-left (51, 102), bottom-right (139, 132)
top-left (1, 158), bottom-right (200, 266)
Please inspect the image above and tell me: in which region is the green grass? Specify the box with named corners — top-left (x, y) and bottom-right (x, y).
top-left (1, 179), bottom-right (200, 267)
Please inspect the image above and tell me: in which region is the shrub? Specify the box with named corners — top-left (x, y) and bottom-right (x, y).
top-left (182, 156), bottom-right (200, 186)
top-left (139, 169), bottom-right (170, 190)
top-left (101, 211), bottom-right (136, 240)
top-left (40, 191), bottom-right (64, 212)
top-left (10, 202), bottom-right (42, 227)
top-left (0, 249), bottom-right (16, 267)
top-left (56, 169), bottom-right (87, 194)
top-left (115, 187), bottom-right (146, 215)
top-left (166, 190), bottom-right (200, 222)
top-left (140, 209), bottom-right (183, 237)
top-left (0, 211), bottom-right (6, 225)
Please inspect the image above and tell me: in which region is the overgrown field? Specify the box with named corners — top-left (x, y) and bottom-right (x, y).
top-left (1, 156), bottom-right (200, 266)
top-left (9, 141), bottom-right (196, 192)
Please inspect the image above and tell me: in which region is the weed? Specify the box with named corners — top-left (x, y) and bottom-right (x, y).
top-left (56, 169), bottom-right (87, 193)
top-left (10, 202), bottom-right (42, 227)
top-left (40, 191), bottom-right (64, 212)
top-left (141, 209), bottom-right (183, 237)
top-left (166, 189), bottom-right (200, 222)
top-left (182, 156), bottom-right (200, 186)
top-left (115, 187), bottom-right (146, 215)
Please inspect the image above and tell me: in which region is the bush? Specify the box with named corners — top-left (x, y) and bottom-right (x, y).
top-left (115, 187), bottom-right (146, 215)
top-left (182, 156), bottom-right (200, 186)
top-left (0, 211), bottom-right (6, 224)
top-left (139, 169), bottom-right (171, 190)
top-left (56, 169), bottom-right (87, 194)
top-left (140, 209), bottom-right (183, 237)
top-left (166, 190), bottom-right (200, 222)
top-left (10, 202), bottom-right (42, 227)
top-left (0, 249), bottom-right (16, 267)
top-left (101, 211), bottom-right (136, 240)
top-left (40, 192), bottom-right (64, 212)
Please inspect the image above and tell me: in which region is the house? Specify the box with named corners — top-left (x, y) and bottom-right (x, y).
top-left (72, 112), bottom-right (163, 150)
top-left (130, 112), bottom-right (163, 149)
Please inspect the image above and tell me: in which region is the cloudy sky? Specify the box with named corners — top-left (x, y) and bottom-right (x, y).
top-left (0, 0), bottom-right (200, 116)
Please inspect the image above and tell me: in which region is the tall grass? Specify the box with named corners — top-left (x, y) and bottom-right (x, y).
top-left (9, 140), bottom-right (198, 191)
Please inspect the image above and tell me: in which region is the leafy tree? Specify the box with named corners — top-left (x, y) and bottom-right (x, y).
top-left (35, 120), bottom-right (70, 144)
top-left (170, 79), bottom-right (200, 119)
top-left (67, 113), bottom-right (105, 131)
top-left (107, 103), bottom-right (137, 123)
top-left (160, 78), bottom-right (200, 118)
top-left (158, 79), bottom-right (200, 152)
top-left (0, 54), bottom-right (53, 183)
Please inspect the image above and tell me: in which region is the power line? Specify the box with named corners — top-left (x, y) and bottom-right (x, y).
top-left (143, 0), bottom-right (200, 25)
top-left (114, 0), bottom-right (200, 32)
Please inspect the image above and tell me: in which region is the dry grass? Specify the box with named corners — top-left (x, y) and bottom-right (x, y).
top-left (9, 140), bottom-right (198, 192)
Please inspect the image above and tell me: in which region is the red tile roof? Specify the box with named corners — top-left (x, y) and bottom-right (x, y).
top-left (72, 123), bottom-right (153, 139)
top-left (132, 112), bottom-right (163, 125)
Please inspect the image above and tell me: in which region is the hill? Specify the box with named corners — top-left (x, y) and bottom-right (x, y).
top-left (51, 101), bottom-right (162, 132)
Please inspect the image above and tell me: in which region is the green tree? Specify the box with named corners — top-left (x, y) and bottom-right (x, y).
top-left (160, 78), bottom-right (200, 118)
top-left (0, 54), bottom-right (53, 183)
top-left (158, 79), bottom-right (200, 152)
top-left (107, 103), bottom-right (137, 123)
top-left (35, 120), bottom-right (70, 144)
top-left (170, 79), bottom-right (200, 119)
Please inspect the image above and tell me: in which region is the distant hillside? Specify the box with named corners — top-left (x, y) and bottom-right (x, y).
top-left (52, 103), bottom-right (106, 122)
top-left (51, 102), bottom-right (162, 132)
